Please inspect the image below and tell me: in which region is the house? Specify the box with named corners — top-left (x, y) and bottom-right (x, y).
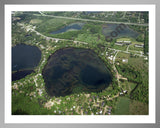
top-left (123, 41), bottom-right (131, 45)
top-left (108, 56), bottom-right (113, 60)
top-left (117, 40), bottom-right (123, 43)
top-left (115, 42), bottom-right (124, 46)
top-left (123, 90), bottom-right (128, 94)
top-left (144, 57), bottom-right (148, 60)
top-left (115, 40), bottom-right (132, 46)
top-left (119, 92), bottom-right (124, 96)
top-left (135, 44), bottom-right (144, 48)
top-left (124, 41), bottom-right (131, 43)
top-left (122, 59), bottom-right (128, 63)
top-left (38, 89), bottom-right (43, 96)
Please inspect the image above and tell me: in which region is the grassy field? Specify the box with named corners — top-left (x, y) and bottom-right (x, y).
top-left (129, 82), bottom-right (137, 90)
top-left (30, 19), bottom-right (42, 24)
top-left (128, 57), bottom-right (146, 70)
top-left (116, 52), bottom-right (130, 63)
top-left (129, 100), bottom-right (148, 115)
top-left (120, 80), bottom-right (137, 92)
top-left (113, 97), bottom-right (148, 115)
top-left (129, 44), bottom-right (144, 51)
top-left (113, 97), bottom-right (130, 115)
top-left (75, 34), bottom-right (98, 44)
top-left (35, 18), bottom-right (74, 34)
top-left (111, 45), bottom-right (127, 51)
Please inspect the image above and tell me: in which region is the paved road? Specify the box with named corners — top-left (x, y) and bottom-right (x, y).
top-left (38, 11), bottom-right (148, 26)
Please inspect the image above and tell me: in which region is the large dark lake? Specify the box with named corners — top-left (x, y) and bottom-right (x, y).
top-left (42, 48), bottom-right (112, 97)
top-left (12, 44), bottom-right (41, 81)
top-left (50, 23), bottom-right (84, 34)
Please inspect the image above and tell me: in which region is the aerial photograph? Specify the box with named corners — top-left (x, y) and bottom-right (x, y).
top-left (12, 11), bottom-right (149, 115)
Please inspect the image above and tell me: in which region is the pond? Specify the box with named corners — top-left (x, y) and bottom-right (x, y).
top-left (50, 22), bottom-right (84, 34)
top-left (42, 48), bottom-right (112, 97)
top-left (12, 44), bottom-right (41, 81)
top-left (102, 24), bottom-right (139, 38)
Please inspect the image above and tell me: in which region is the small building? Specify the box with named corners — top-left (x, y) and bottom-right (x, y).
top-left (117, 40), bottom-right (123, 43)
top-left (123, 41), bottom-right (131, 45)
top-left (115, 40), bottom-right (132, 45)
top-left (144, 57), bottom-right (148, 60)
top-left (119, 92), bottom-right (124, 96)
top-left (38, 89), bottom-right (43, 96)
top-left (99, 110), bottom-right (103, 114)
top-left (123, 90), bottom-right (128, 94)
top-left (108, 56), bottom-right (113, 60)
top-left (115, 42), bottom-right (124, 46)
top-left (135, 44), bottom-right (144, 48)
top-left (124, 41), bottom-right (131, 43)
top-left (122, 59), bottom-right (128, 63)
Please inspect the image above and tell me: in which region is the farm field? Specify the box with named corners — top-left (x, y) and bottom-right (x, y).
top-left (113, 97), bottom-right (130, 115)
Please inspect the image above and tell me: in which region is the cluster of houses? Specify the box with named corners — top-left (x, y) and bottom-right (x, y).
top-left (115, 40), bottom-right (144, 48)
top-left (115, 40), bottom-right (132, 46)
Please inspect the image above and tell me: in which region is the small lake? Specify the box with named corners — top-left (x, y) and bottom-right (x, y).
top-left (42, 48), bottom-right (112, 97)
top-left (102, 24), bottom-right (139, 38)
top-left (12, 44), bottom-right (41, 81)
top-left (50, 23), bottom-right (84, 34)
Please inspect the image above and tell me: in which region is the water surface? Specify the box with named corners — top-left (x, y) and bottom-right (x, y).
top-left (12, 44), bottom-right (41, 81)
top-left (50, 23), bottom-right (84, 34)
top-left (42, 48), bottom-right (112, 97)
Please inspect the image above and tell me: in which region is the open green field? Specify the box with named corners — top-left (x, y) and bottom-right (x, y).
top-left (113, 97), bottom-right (130, 115)
top-left (30, 19), bottom-right (42, 24)
top-left (128, 57), bottom-right (146, 70)
top-left (35, 18), bottom-right (74, 34)
top-left (129, 100), bottom-right (148, 115)
top-left (113, 97), bottom-right (148, 115)
top-left (120, 80), bottom-right (137, 92)
top-left (131, 41), bottom-right (144, 44)
top-left (129, 44), bottom-right (144, 51)
top-left (115, 52), bottom-right (130, 63)
top-left (76, 34), bottom-right (99, 44)
top-left (116, 52), bottom-right (130, 58)
top-left (111, 45), bottom-right (127, 51)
